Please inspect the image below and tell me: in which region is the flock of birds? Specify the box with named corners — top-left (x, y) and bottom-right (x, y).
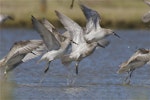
top-left (0, 1), bottom-right (150, 85)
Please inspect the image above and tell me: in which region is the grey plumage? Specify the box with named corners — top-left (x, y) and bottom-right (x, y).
top-left (117, 48), bottom-right (150, 84)
top-left (0, 40), bottom-right (45, 75)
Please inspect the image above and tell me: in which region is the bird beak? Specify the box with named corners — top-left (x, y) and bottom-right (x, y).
top-left (97, 43), bottom-right (105, 48)
top-left (113, 32), bottom-right (120, 38)
top-left (70, 39), bottom-right (78, 45)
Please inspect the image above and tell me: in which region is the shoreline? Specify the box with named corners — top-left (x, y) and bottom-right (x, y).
top-left (1, 19), bottom-right (149, 29)
top-left (1, 0), bottom-right (149, 29)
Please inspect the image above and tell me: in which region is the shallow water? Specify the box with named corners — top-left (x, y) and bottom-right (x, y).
top-left (0, 28), bottom-right (150, 100)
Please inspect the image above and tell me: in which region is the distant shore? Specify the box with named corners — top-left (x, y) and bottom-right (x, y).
top-left (1, 19), bottom-right (149, 29)
top-left (0, 0), bottom-right (149, 29)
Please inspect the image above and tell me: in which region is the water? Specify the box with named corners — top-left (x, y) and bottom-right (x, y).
top-left (0, 28), bottom-right (150, 100)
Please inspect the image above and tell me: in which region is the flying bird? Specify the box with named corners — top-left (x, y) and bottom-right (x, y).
top-left (0, 40), bottom-right (45, 78)
top-left (79, 4), bottom-right (120, 43)
top-left (32, 16), bottom-right (77, 82)
top-left (55, 11), bottom-right (109, 75)
top-left (117, 48), bottom-right (150, 84)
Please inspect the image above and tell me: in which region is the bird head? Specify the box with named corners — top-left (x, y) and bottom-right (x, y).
top-left (106, 29), bottom-right (120, 38)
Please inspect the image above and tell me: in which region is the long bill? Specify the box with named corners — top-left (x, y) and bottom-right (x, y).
top-left (113, 32), bottom-right (120, 38)
top-left (70, 39), bottom-right (78, 45)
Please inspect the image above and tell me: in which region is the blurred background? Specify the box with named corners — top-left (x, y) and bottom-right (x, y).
top-left (0, 0), bottom-right (149, 29)
top-left (0, 0), bottom-right (150, 100)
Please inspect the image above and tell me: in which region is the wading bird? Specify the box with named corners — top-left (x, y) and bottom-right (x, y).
top-left (0, 40), bottom-right (45, 79)
top-left (79, 4), bottom-right (120, 43)
top-left (32, 16), bottom-right (77, 82)
top-left (117, 48), bottom-right (150, 84)
top-left (55, 11), bottom-right (109, 75)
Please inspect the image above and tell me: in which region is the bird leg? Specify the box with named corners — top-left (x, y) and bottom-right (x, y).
top-left (39, 61), bottom-right (51, 84)
top-left (124, 70), bottom-right (134, 85)
top-left (44, 61), bottom-right (51, 73)
top-left (31, 51), bottom-right (36, 55)
top-left (66, 65), bottom-right (77, 86)
top-left (75, 61), bottom-right (80, 75)
top-left (4, 71), bottom-right (8, 79)
top-left (129, 70), bottom-right (134, 78)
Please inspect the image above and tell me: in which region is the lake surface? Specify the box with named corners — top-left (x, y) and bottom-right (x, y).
top-left (0, 28), bottom-right (150, 100)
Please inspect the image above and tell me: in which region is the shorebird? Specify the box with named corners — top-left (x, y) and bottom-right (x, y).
top-left (142, 0), bottom-right (150, 23)
top-left (79, 4), bottom-right (120, 43)
top-left (0, 14), bottom-right (14, 24)
top-left (55, 11), bottom-right (109, 75)
top-left (0, 40), bottom-right (45, 78)
top-left (32, 16), bottom-right (77, 82)
top-left (117, 48), bottom-right (150, 84)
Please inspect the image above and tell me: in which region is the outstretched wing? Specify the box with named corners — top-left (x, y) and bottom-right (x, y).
top-left (55, 11), bottom-right (85, 51)
top-left (22, 43), bottom-right (46, 62)
top-left (41, 18), bottom-right (67, 44)
top-left (5, 40), bottom-right (44, 61)
top-left (80, 4), bottom-right (101, 33)
top-left (32, 16), bottom-right (60, 50)
top-left (4, 40), bottom-right (45, 72)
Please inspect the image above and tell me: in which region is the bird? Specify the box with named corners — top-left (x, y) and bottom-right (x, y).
top-left (142, 0), bottom-right (150, 23)
top-left (55, 10), bottom-right (109, 75)
top-left (117, 48), bottom-right (150, 84)
top-left (79, 4), bottom-right (120, 43)
top-left (0, 14), bottom-right (14, 24)
top-left (31, 16), bottom-right (77, 82)
top-left (0, 40), bottom-right (45, 79)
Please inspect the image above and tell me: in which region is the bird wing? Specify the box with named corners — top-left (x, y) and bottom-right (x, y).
top-left (32, 16), bottom-right (60, 50)
top-left (3, 40), bottom-right (46, 72)
top-left (55, 11), bottom-right (85, 51)
top-left (126, 51), bottom-right (140, 64)
top-left (41, 18), bottom-right (55, 33)
top-left (136, 52), bottom-right (150, 62)
top-left (22, 44), bottom-right (46, 62)
top-left (127, 49), bottom-right (150, 64)
top-left (5, 40), bottom-right (44, 62)
top-left (41, 18), bottom-right (67, 44)
top-left (80, 4), bottom-right (101, 33)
